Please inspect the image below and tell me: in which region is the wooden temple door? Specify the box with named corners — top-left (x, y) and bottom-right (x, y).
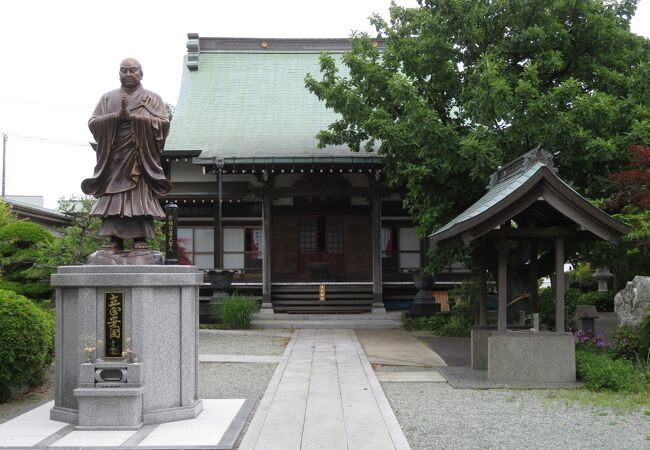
top-left (273, 216), bottom-right (298, 281)
top-left (296, 217), bottom-right (346, 280)
top-left (344, 215), bottom-right (372, 281)
top-left (274, 213), bottom-right (372, 282)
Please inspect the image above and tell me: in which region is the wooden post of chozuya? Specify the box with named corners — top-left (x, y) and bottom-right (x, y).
top-left (164, 202), bottom-right (178, 265)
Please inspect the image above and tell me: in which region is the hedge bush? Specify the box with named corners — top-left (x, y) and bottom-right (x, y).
top-left (215, 295), bottom-right (259, 329)
top-left (0, 290), bottom-right (55, 401)
top-left (575, 349), bottom-right (645, 393)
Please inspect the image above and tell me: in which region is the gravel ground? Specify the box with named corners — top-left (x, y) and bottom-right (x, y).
top-left (381, 381), bottom-right (650, 450)
top-left (199, 332), bottom-right (290, 356)
top-left (199, 362), bottom-right (277, 399)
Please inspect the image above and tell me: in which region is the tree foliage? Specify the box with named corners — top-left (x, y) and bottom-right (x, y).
top-left (33, 197), bottom-right (103, 272)
top-left (0, 213), bottom-right (54, 300)
top-left (573, 144), bottom-right (650, 288)
top-left (305, 0), bottom-right (650, 236)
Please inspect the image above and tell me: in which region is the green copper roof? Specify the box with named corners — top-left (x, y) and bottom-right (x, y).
top-left (431, 162), bottom-right (545, 238)
top-left (429, 152), bottom-right (629, 244)
top-left (165, 39), bottom-right (375, 160)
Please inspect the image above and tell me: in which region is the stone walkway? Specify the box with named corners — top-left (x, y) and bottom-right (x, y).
top-left (239, 329), bottom-right (411, 450)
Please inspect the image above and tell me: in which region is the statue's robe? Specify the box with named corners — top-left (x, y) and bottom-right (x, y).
top-left (81, 86), bottom-right (172, 239)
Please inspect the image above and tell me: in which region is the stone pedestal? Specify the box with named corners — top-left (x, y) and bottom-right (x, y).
top-left (487, 332), bottom-right (576, 383)
top-left (470, 327), bottom-right (494, 370)
top-left (50, 266), bottom-right (203, 428)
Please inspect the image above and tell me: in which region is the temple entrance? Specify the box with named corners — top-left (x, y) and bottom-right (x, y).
top-left (298, 217), bottom-right (344, 280)
top-left (273, 213), bottom-right (371, 282)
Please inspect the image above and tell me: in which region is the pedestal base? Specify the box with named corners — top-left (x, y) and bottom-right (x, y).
top-left (74, 387), bottom-right (144, 430)
top-left (50, 266), bottom-right (203, 427)
top-left (87, 249), bottom-right (164, 265)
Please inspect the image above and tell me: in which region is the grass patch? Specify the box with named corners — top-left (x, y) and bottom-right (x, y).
top-left (214, 295), bottom-right (259, 329)
top-left (542, 387), bottom-right (650, 413)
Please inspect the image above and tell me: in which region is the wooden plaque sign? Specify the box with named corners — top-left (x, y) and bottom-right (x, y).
top-left (105, 291), bottom-right (124, 358)
top-left (319, 284), bottom-right (326, 302)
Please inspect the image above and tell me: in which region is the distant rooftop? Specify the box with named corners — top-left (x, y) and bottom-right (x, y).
top-left (164, 35), bottom-right (382, 162)
top-left (5, 195), bottom-right (44, 208)
top-left (2, 196), bottom-right (71, 227)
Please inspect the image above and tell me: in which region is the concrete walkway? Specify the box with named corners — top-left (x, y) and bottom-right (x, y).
top-left (356, 329), bottom-right (446, 367)
top-left (239, 329), bottom-right (411, 450)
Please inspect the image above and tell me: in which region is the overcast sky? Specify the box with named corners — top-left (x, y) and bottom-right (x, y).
top-left (0, 0), bottom-right (648, 209)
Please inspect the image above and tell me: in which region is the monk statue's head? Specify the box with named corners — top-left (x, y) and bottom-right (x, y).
top-left (119, 58), bottom-right (143, 90)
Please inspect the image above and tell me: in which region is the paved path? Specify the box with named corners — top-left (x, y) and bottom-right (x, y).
top-left (239, 329), bottom-right (411, 450)
top-left (356, 329), bottom-right (446, 367)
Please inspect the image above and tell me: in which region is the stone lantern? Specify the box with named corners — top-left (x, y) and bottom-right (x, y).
top-left (592, 267), bottom-right (613, 293)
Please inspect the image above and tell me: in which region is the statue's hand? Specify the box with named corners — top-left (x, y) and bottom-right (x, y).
top-left (118, 96), bottom-right (131, 120)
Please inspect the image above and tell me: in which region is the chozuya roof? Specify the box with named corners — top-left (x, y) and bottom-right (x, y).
top-left (429, 147), bottom-right (629, 245)
top-left (164, 34), bottom-right (383, 164)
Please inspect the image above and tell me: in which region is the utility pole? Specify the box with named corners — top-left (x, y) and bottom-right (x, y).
top-left (1, 133), bottom-right (6, 197)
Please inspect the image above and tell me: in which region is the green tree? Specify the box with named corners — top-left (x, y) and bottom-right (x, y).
top-left (0, 221), bottom-right (53, 300)
top-left (573, 145), bottom-right (650, 289)
top-left (33, 197), bottom-right (104, 271)
top-left (305, 0), bottom-right (650, 237)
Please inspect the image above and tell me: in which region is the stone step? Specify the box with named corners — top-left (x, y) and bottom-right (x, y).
top-left (253, 312), bottom-right (403, 321)
top-left (250, 319), bottom-right (402, 330)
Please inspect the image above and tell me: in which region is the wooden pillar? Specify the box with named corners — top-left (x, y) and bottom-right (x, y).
top-left (555, 236), bottom-right (565, 332)
top-left (213, 201), bottom-right (223, 268)
top-left (261, 196), bottom-right (272, 307)
top-left (529, 238), bottom-right (538, 314)
top-left (371, 194), bottom-right (385, 312)
top-left (479, 241), bottom-right (488, 327)
top-left (497, 238), bottom-right (508, 332)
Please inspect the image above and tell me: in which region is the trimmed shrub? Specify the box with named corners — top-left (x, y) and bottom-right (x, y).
top-left (215, 295), bottom-right (259, 329)
top-left (575, 349), bottom-right (644, 392)
top-left (0, 290), bottom-right (54, 401)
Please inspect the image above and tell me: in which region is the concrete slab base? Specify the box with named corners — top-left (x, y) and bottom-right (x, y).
top-left (0, 399), bottom-right (250, 448)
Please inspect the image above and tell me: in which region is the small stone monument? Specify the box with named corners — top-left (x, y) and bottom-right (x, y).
top-left (50, 59), bottom-right (202, 429)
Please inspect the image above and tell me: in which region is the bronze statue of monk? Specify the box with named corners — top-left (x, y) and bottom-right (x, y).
top-left (82, 58), bottom-right (171, 256)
